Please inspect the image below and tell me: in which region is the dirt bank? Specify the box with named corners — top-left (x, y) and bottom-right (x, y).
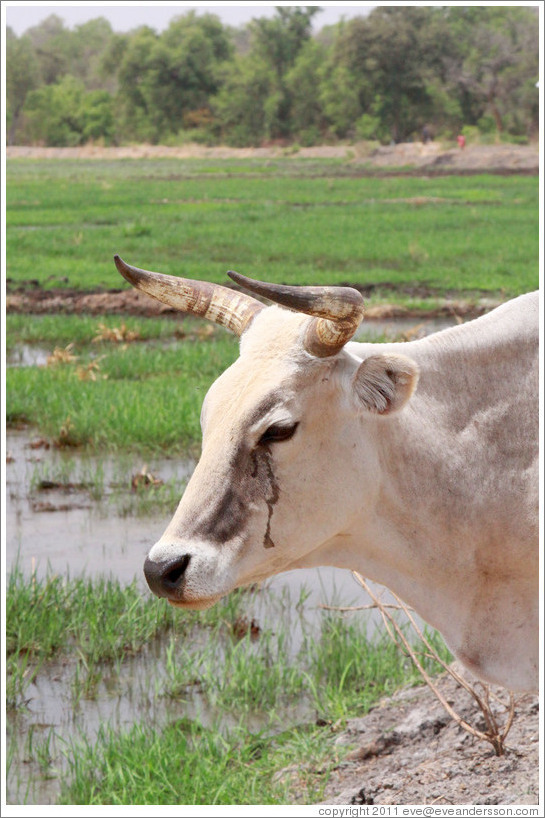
top-left (6, 141), bottom-right (539, 174)
top-left (307, 673), bottom-right (539, 806)
top-left (4, 282), bottom-right (503, 321)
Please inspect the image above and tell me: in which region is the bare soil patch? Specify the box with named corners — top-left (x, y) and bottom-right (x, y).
top-left (6, 142), bottom-right (538, 175)
top-left (5, 282), bottom-right (503, 321)
top-left (311, 673), bottom-right (539, 806)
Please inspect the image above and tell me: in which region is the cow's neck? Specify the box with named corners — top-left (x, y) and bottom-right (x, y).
top-left (318, 325), bottom-right (535, 639)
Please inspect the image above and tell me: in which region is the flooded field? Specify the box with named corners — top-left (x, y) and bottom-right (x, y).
top-left (5, 316), bottom-right (455, 805)
top-left (5, 426), bottom-right (372, 804)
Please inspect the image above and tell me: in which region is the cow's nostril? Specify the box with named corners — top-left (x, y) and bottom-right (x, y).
top-left (144, 553), bottom-right (191, 598)
top-left (163, 554), bottom-right (191, 587)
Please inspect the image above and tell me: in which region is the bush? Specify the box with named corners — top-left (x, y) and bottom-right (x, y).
top-left (23, 77), bottom-right (115, 146)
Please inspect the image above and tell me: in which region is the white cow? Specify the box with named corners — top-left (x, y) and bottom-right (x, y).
top-left (114, 256), bottom-right (539, 692)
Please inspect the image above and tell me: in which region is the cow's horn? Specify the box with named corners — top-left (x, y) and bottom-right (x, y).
top-left (114, 255), bottom-right (263, 337)
top-left (227, 271), bottom-right (364, 357)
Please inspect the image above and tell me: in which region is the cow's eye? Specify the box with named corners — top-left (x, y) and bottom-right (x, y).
top-left (258, 422), bottom-right (299, 445)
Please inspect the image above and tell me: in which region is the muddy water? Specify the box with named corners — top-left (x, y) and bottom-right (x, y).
top-left (5, 428), bottom-right (192, 584)
top-left (5, 427), bottom-right (368, 804)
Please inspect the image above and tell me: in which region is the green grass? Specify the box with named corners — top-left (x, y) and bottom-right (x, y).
top-left (6, 158), bottom-right (538, 296)
top-left (5, 313), bottom-right (187, 350)
top-left (6, 159), bottom-right (538, 453)
top-left (162, 606), bottom-right (451, 723)
top-left (58, 720), bottom-right (337, 805)
top-left (5, 566), bottom-right (180, 707)
top-left (6, 321), bottom-right (239, 453)
top-left (6, 565), bottom-right (453, 804)
top-left (5, 564), bottom-right (253, 709)
top-left (55, 611), bottom-right (451, 805)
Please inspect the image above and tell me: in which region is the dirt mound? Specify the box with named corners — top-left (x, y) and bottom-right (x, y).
top-left (315, 673), bottom-right (539, 806)
top-left (6, 142), bottom-right (538, 174)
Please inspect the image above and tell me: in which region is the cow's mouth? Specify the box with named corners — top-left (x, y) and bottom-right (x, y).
top-left (167, 595), bottom-right (220, 611)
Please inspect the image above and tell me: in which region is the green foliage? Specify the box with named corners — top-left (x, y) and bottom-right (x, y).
top-left (213, 54), bottom-right (277, 146)
top-left (23, 76), bottom-right (115, 146)
top-left (6, 30), bottom-right (40, 144)
top-left (446, 5), bottom-right (539, 137)
top-left (115, 13), bottom-right (232, 144)
top-left (7, 6), bottom-right (537, 146)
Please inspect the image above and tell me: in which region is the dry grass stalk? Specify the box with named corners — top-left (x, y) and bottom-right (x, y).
top-left (131, 465), bottom-right (163, 492)
top-left (76, 357), bottom-right (107, 381)
top-left (46, 343), bottom-right (78, 366)
top-left (93, 323), bottom-right (140, 343)
top-left (326, 572), bottom-right (515, 756)
top-left (55, 416), bottom-right (80, 448)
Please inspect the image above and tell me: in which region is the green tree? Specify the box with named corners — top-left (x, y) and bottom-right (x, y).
top-left (284, 39), bottom-right (327, 143)
top-left (321, 8), bottom-right (455, 143)
top-left (115, 26), bottom-right (158, 142)
top-left (319, 61), bottom-right (361, 139)
top-left (6, 28), bottom-right (40, 144)
top-left (446, 6), bottom-right (539, 137)
top-left (23, 75), bottom-right (114, 146)
top-left (250, 6), bottom-right (321, 79)
top-left (25, 14), bottom-right (72, 85)
top-left (67, 17), bottom-right (116, 90)
top-left (248, 6), bottom-right (321, 139)
top-left (115, 12), bottom-right (231, 143)
top-left (213, 55), bottom-right (277, 146)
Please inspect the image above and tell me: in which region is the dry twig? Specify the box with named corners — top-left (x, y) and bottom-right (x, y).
top-left (325, 572), bottom-right (515, 756)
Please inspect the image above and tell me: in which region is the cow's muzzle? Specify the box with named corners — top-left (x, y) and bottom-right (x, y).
top-left (143, 553), bottom-right (191, 599)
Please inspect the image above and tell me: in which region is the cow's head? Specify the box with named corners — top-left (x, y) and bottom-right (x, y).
top-left (114, 256), bottom-right (418, 609)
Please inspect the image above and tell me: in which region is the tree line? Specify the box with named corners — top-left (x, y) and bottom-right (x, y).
top-left (6, 5), bottom-right (539, 148)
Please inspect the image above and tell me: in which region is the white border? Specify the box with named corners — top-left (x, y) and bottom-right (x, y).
top-left (1, 2), bottom-right (543, 815)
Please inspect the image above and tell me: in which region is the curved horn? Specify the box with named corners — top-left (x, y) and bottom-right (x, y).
top-left (114, 255), bottom-right (263, 337)
top-left (227, 271), bottom-right (364, 357)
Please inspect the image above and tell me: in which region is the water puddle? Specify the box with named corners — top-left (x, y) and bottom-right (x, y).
top-left (6, 344), bottom-right (51, 367)
top-left (6, 602), bottom-right (316, 804)
top-left (6, 428), bottom-right (193, 585)
top-left (355, 315), bottom-right (458, 341)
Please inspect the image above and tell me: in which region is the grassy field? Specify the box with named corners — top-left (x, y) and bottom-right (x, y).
top-left (5, 157), bottom-right (537, 805)
top-left (5, 158), bottom-right (539, 454)
top-left (7, 314), bottom-right (239, 454)
top-left (6, 158), bottom-right (538, 296)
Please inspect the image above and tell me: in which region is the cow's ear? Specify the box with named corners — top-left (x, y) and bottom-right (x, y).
top-left (352, 353), bottom-right (419, 415)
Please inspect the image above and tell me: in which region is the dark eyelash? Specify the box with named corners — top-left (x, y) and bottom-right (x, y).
top-left (258, 422), bottom-right (299, 445)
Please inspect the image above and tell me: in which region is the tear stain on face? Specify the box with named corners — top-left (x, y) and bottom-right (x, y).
top-left (250, 447), bottom-right (280, 548)
top-left (263, 451), bottom-right (279, 548)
